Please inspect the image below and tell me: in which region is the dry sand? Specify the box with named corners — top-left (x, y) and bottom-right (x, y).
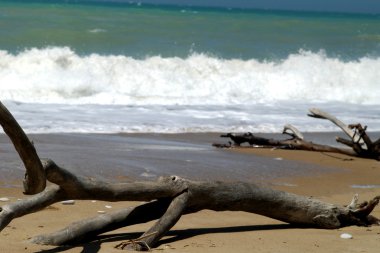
top-left (1, 149), bottom-right (380, 253)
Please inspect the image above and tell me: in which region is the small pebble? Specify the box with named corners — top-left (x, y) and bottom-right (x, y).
top-left (0, 197), bottom-right (10, 202)
top-left (340, 233), bottom-right (353, 239)
top-left (61, 200), bottom-right (75, 205)
top-left (274, 157), bottom-right (283, 161)
top-left (105, 205), bottom-right (112, 209)
top-left (97, 210), bottom-right (106, 214)
top-left (91, 200), bottom-right (97, 203)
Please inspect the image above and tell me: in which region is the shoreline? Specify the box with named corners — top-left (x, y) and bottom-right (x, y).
top-left (1, 133), bottom-right (380, 252)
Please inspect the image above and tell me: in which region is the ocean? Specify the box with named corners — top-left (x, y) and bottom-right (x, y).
top-left (1, 0), bottom-right (380, 134)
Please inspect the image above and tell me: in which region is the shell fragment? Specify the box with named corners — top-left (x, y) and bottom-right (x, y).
top-left (340, 233), bottom-right (353, 239)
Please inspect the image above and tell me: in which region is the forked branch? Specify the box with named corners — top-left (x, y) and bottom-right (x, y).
top-left (0, 102), bottom-right (379, 251)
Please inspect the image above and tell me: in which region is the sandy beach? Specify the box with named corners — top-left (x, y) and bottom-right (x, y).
top-left (2, 1), bottom-right (380, 252)
top-left (0, 133), bottom-right (380, 253)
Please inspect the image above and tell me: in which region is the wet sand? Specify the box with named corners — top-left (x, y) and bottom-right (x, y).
top-left (1, 133), bottom-right (380, 252)
top-left (0, 133), bottom-right (336, 184)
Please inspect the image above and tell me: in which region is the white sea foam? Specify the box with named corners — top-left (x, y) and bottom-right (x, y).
top-left (88, 28), bottom-right (107, 33)
top-left (1, 47), bottom-right (380, 133)
top-left (1, 47), bottom-right (379, 106)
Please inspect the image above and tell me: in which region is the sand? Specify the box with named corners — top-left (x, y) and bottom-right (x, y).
top-left (1, 146), bottom-right (380, 252)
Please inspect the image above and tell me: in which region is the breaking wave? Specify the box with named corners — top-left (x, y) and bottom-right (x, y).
top-left (1, 47), bottom-right (379, 106)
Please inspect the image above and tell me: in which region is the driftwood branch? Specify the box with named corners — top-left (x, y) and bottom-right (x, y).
top-left (31, 199), bottom-right (173, 246)
top-left (309, 109), bottom-right (380, 159)
top-left (283, 124), bottom-right (304, 140)
top-left (0, 102), bottom-right (379, 251)
top-left (0, 185), bottom-right (62, 231)
top-left (307, 108), bottom-right (365, 146)
top-left (215, 129), bottom-right (356, 156)
top-left (215, 108), bottom-right (380, 160)
top-left (0, 101), bottom-right (46, 194)
top-left (2, 172), bottom-right (380, 249)
top-left (115, 191), bottom-right (189, 251)
top-left (7, 176), bottom-right (380, 248)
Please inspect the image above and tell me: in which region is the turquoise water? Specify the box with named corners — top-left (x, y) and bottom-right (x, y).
top-left (1, 0), bottom-right (380, 134)
top-left (1, 0), bottom-right (380, 60)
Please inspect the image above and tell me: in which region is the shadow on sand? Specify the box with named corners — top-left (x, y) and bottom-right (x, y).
top-left (35, 223), bottom-right (296, 253)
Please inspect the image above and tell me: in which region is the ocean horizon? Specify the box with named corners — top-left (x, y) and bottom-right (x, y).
top-left (1, 0), bottom-right (380, 134)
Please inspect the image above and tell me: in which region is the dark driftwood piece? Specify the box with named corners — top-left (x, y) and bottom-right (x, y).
top-left (215, 108), bottom-right (380, 160)
top-left (215, 131), bottom-right (356, 156)
top-left (0, 103), bottom-right (379, 251)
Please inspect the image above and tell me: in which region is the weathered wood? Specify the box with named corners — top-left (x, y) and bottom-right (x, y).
top-left (216, 108), bottom-right (380, 160)
top-left (1, 168), bottom-right (379, 250)
top-left (19, 175), bottom-right (379, 248)
top-left (31, 199), bottom-right (172, 245)
top-left (283, 124), bottom-right (304, 140)
top-left (346, 124), bottom-right (380, 160)
top-left (220, 133), bottom-right (252, 146)
top-left (0, 101), bottom-right (46, 194)
top-left (43, 159), bottom-right (187, 202)
top-left (307, 109), bottom-right (380, 159)
top-left (0, 185), bottom-right (62, 231)
top-left (307, 108), bottom-right (365, 146)
top-left (1, 159), bottom-right (379, 248)
top-left (115, 191), bottom-right (189, 250)
top-left (214, 132), bottom-right (356, 156)
top-left (24, 177), bottom-right (379, 248)
top-left (0, 103), bottom-right (379, 251)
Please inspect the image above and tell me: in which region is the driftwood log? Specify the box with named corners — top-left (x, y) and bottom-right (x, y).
top-left (214, 108), bottom-right (380, 160)
top-left (0, 102), bottom-right (379, 251)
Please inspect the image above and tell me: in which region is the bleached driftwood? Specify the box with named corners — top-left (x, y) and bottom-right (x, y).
top-left (0, 102), bottom-right (379, 251)
top-left (308, 108), bottom-right (380, 159)
top-left (308, 108), bottom-right (366, 148)
top-left (283, 123), bottom-right (304, 140)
